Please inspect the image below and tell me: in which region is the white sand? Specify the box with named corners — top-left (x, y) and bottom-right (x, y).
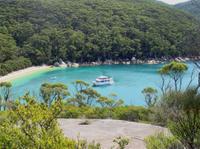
top-left (0, 65), bottom-right (52, 83)
top-left (58, 119), bottom-right (167, 149)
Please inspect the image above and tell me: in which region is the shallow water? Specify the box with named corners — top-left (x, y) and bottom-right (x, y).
top-left (12, 63), bottom-right (198, 106)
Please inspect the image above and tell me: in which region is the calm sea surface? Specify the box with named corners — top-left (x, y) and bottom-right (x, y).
top-left (12, 63), bottom-right (198, 106)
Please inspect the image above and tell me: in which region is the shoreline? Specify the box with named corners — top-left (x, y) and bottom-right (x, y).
top-left (0, 65), bottom-right (52, 83)
top-left (0, 57), bottom-right (199, 83)
top-left (64, 57), bottom-right (199, 67)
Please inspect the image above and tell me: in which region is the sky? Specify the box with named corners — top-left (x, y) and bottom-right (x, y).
top-left (158, 0), bottom-right (190, 5)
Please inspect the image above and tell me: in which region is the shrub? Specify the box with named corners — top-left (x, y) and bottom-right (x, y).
top-left (59, 105), bottom-right (150, 122)
top-left (59, 106), bottom-right (82, 118)
top-left (145, 133), bottom-right (184, 149)
top-left (0, 94), bottom-right (75, 149)
top-left (114, 106), bottom-right (150, 122)
top-left (113, 137), bottom-right (129, 149)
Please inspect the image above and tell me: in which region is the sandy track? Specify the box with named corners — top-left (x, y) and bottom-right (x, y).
top-left (58, 119), bottom-right (166, 149)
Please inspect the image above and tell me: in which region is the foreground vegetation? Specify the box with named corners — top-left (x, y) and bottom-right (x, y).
top-left (0, 94), bottom-right (131, 149)
top-left (0, 61), bottom-right (200, 148)
top-left (0, 0), bottom-right (200, 75)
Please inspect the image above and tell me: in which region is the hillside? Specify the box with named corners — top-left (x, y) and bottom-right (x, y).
top-left (176, 0), bottom-right (200, 20)
top-left (0, 0), bottom-right (200, 75)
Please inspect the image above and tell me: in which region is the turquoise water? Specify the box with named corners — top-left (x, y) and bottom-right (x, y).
top-left (12, 63), bottom-right (198, 106)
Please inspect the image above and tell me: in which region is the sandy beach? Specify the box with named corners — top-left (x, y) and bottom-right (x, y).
top-left (0, 65), bottom-right (52, 83)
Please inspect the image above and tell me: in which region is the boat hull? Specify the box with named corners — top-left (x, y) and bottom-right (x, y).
top-left (92, 80), bottom-right (114, 87)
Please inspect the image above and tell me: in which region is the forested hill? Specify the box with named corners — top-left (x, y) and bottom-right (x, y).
top-left (0, 0), bottom-right (200, 75)
top-left (175, 0), bottom-right (200, 20)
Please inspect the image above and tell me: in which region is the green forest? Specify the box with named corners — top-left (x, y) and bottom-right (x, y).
top-left (0, 0), bottom-right (200, 75)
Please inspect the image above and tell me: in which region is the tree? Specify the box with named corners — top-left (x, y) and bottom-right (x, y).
top-left (40, 83), bottom-right (69, 107)
top-left (0, 33), bottom-right (17, 63)
top-left (97, 95), bottom-right (124, 108)
top-left (69, 80), bottom-right (100, 107)
top-left (73, 80), bottom-right (89, 92)
top-left (81, 88), bottom-right (101, 106)
top-left (0, 82), bottom-right (12, 111)
top-left (159, 61), bottom-right (188, 93)
top-left (11, 22), bottom-right (34, 47)
top-left (142, 87), bottom-right (158, 107)
top-left (23, 33), bottom-right (51, 65)
top-left (193, 61), bottom-right (200, 90)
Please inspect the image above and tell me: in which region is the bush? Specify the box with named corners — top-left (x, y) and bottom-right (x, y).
top-left (0, 111), bottom-right (8, 122)
top-left (0, 95), bottom-right (75, 149)
top-left (59, 106), bottom-right (82, 118)
top-left (114, 106), bottom-right (150, 122)
top-left (59, 105), bottom-right (150, 122)
top-left (86, 107), bottom-right (112, 119)
top-left (145, 133), bottom-right (184, 149)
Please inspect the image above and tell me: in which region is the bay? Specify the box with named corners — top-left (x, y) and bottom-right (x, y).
top-left (11, 63), bottom-right (198, 106)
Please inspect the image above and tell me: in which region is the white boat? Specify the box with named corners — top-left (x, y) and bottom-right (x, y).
top-left (50, 76), bottom-right (57, 80)
top-left (93, 76), bottom-right (114, 86)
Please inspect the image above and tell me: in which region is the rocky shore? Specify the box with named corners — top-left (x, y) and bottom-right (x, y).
top-left (55, 56), bottom-right (199, 68)
top-left (1, 56), bottom-right (198, 82)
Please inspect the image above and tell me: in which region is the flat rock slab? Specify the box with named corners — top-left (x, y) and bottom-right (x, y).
top-left (58, 119), bottom-right (166, 149)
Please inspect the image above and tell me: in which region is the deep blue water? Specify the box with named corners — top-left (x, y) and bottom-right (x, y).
top-left (12, 63), bottom-right (198, 106)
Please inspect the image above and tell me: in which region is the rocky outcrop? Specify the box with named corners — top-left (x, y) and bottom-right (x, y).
top-left (53, 56), bottom-right (197, 68)
top-left (71, 63), bottom-right (79, 68)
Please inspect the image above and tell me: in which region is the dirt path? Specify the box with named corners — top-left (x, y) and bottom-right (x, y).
top-left (58, 119), bottom-right (166, 149)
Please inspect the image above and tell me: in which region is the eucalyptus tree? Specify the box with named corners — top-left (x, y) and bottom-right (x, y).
top-left (40, 83), bottom-right (69, 107)
top-left (142, 87), bottom-right (158, 107)
top-left (69, 80), bottom-right (100, 107)
top-left (158, 61), bottom-right (188, 93)
top-left (97, 95), bottom-right (124, 108)
top-left (193, 61), bottom-right (200, 90)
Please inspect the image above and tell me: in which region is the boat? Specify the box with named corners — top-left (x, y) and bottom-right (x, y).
top-left (50, 76), bottom-right (57, 80)
top-left (93, 76), bottom-right (114, 86)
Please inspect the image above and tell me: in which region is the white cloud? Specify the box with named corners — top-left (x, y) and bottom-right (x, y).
top-left (158, 0), bottom-right (190, 5)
